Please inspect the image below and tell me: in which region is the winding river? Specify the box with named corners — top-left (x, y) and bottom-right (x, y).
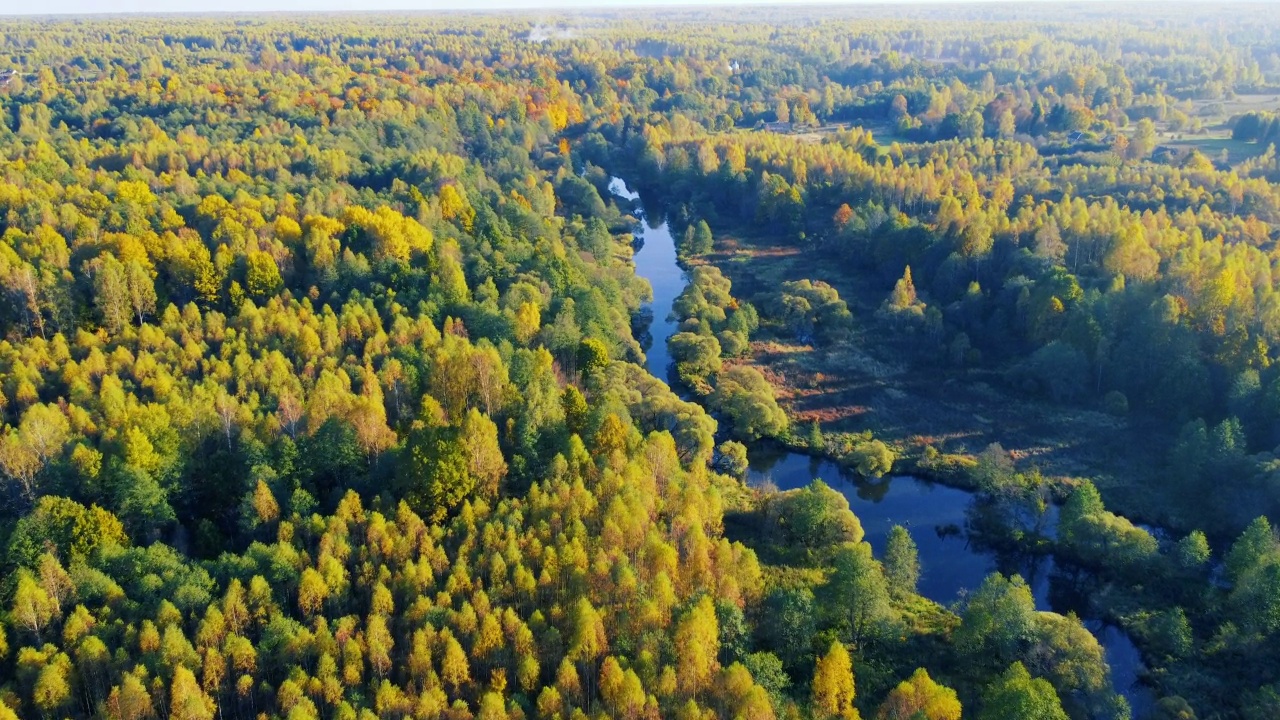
top-left (609, 176), bottom-right (1154, 717)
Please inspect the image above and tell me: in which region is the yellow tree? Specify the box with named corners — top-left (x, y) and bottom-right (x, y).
top-left (876, 668), bottom-right (961, 720)
top-left (439, 629), bottom-right (471, 694)
top-left (297, 568), bottom-right (328, 617)
top-left (674, 595), bottom-right (720, 697)
top-left (169, 666), bottom-right (215, 720)
top-left (106, 671), bottom-right (154, 720)
top-left (812, 641), bottom-right (860, 720)
top-left (11, 570), bottom-right (59, 641)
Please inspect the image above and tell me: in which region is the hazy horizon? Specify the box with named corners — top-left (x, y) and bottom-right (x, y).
top-left (0, 0), bottom-right (1196, 18)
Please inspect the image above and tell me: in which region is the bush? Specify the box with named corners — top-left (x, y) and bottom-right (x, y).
top-left (1103, 390), bottom-right (1129, 416)
top-left (847, 439), bottom-right (895, 478)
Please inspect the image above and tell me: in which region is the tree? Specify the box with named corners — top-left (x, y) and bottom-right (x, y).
top-left (568, 597), bottom-right (608, 705)
top-left (241, 479), bottom-right (280, 533)
top-left (761, 588), bottom-right (816, 670)
top-left (245, 251), bottom-right (283, 298)
top-left (956, 574), bottom-right (1037, 665)
top-left (440, 630), bottom-right (471, 693)
top-left (592, 413), bottom-right (629, 458)
top-left (714, 440), bottom-right (749, 477)
top-left (1226, 516), bottom-right (1275, 584)
top-left (848, 440), bottom-right (895, 478)
top-left (561, 385), bottom-right (589, 435)
top-left (1010, 341), bottom-right (1088, 401)
top-left (1176, 531), bottom-right (1211, 571)
top-left (827, 542), bottom-right (895, 646)
top-left (997, 109), bottom-right (1017, 139)
top-left (877, 668), bottom-right (962, 720)
top-left (1230, 553), bottom-right (1280, 633)
top-left (977, 663), bottom-right (1068, 720)
top-left (0, 432), bottom-right (42, 504)
top-left (670, 332), bottom-right (723, 390)
top-left (105, 672), bottom-right (154, 720)
top-left (808, 421), bottom-right (825, 452)
top-left (884, 266), bottom-right (924, 319)
top-left (1034, 221), bottom-right (1066, 263)
top-left (743, 652), bottom-right (790, 707)
top-left (92, 254), bottom-right (131, 333)
top-left (1151, 697), bottom-right (1197, 720)
top-left (777, 480), bottom-right (865, 550)
top-left (812, 642), bottom-right (860, 720)
top-left (169, 666), bottom-right (216, 720)
top-left (126, 260), bottom-right (156, 325)
top-left (461, 409), bottom-right (506, 500)
top-left (33, 652), bottom-right (72, 716)
top-left (578, 337), bottom-right (610, 374)
top-left (12, 570), bottom-right (59, 641)
top-left (514, 301), bottom-right (542, 344)
top-left (884, 525), bottom-right (920, 596)
top-left (0, 403), bottom-right (69, 504)
top-left (709, 366), bottom-right (788, 440)
top-left (568, 598), bottom-right (608, 663)
top-left (1128, 118), bottom-right (1157, 160)
top-left (675, 595), bottom-right (720, 696)
top-left (681, 220), bottom-right (714, 256)
top-left (366, 615), bottom-right (394, 678)
top-left (298, 568), bottom-right (329, 617)
top-left (401, 425), bottom-right (474, 522)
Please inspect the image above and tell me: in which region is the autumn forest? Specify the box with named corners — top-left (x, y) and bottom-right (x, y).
top-left (1, 4), bottom-right (1279, 720)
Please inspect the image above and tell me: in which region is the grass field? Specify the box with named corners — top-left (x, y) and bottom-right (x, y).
top-left (1159, 93), bottom-right (1280, 163)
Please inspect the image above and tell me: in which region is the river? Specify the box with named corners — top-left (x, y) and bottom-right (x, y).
top-left (608, 176), bottom-right (1154, 718)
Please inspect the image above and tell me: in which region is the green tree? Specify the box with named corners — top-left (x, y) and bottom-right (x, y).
top-left (777, 480), bottom-right (865, 550)
top-left (577, 337), bottom-right (610, 374)
top-left (761, 588), bottom-right (816, 670)
top-left (714, 440), bottom-right (749, 478)
top-left (956, 574), bottom-right (1037, 665)
top-left (977, 663), bottom-right (1069, 720)
top-left (681, 220), bottom-right (714, 256)
top-left (848, 440), bottom-right (895, 478)
top-left (1226, 516), bottom-right (1275, 584)
top-left (884, 525), bottom-right (920, 596)
top-left (245, 251), bottom-right (283, 298)
top-left (807, 421), bottom-right (825, 452)
top-left (401, 425), bottom-right (473, 522)
top-left (709, 366), bottom-right (788, 440)
top-left (826, 541), bottom-right (895, 646)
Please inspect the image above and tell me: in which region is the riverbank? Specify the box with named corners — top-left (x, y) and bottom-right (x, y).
top-left (610, 175), bottom-right (1156, 716)
top-left (695, 227), bottom-right (1197, 535)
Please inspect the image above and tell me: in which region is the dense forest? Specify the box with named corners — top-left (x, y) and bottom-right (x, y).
top-left (2, 4), bottom-right (1280, 720)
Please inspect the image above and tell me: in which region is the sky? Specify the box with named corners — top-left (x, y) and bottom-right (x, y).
top-left (2, 0), bottom-right (1146, 16)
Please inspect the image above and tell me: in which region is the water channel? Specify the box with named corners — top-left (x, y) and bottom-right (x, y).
top-left (608, 176), bottom-right (1154, 717)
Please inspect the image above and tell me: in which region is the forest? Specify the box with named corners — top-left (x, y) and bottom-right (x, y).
top-left (1, 3), bottom-right (1280, 720)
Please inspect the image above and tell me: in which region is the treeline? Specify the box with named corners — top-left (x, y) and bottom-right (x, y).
top-left (1233, 112), bottom-right (1280, 145)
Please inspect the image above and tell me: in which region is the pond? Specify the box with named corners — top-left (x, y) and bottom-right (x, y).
top-left (608, 176), bottom-right (1154, 717)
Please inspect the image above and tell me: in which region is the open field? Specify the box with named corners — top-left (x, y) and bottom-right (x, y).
top-left (1195, 92), bottom-right (1280, 118)
top-left (1161, 133), bottom-right (1264, 164)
